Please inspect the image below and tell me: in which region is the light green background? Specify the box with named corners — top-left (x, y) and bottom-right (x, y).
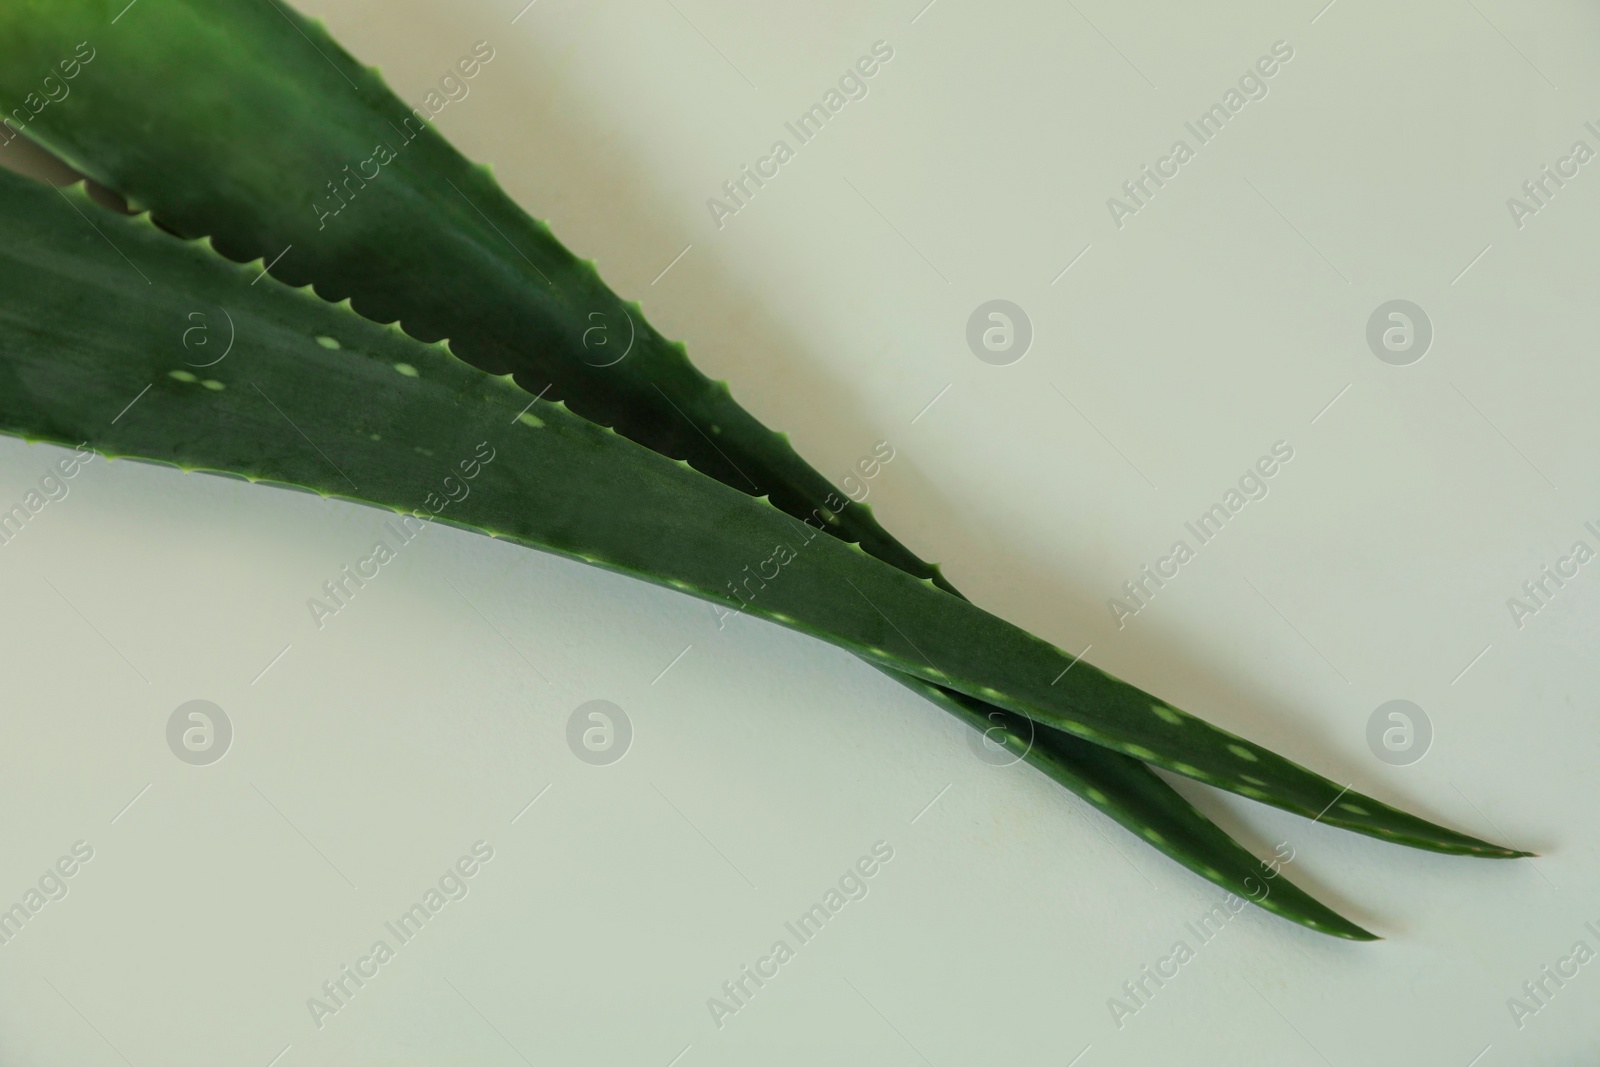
top-left (1, 0), bottom-right (1595, 1063)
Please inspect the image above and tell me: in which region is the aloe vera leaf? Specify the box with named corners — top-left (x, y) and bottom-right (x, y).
top-left (0, 6), bottom-right (1338, 913)
top-left (0, 174), bottom-right (1523, 865)
top-left (0, 173), bottom-right (1376, 934)
top-left (0, 3), bottom-right (1510, 879)
top-left (0, 4), bottom-right (1528, 863)
top-left (0, 0), bottom-right (1503, 882)
top-left (888, 674), bottom-right (1377, 940)
top-left (0, 4), bottom-right (1516, 870)
top-left (0, 0), bottom-right (945, 593)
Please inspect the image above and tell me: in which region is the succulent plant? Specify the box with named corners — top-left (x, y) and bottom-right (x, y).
top-left (0, 0), bottom-right (1523, 940)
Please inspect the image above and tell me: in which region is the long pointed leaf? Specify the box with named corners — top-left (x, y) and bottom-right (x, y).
top-left (3, 10), bottom-right (1388, 927)
top-left (0, 172), bottom-right (1523, 863)
top-left (887, 674), bottom-right (1377, 940)
top-left (0, 1), bottom-right (1522, 860)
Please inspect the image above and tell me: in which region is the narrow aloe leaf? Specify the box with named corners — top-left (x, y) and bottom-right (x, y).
top-left (0, 1), bottom-right (1325, 916)
top-left (3, 0), bottom-right (1503, 904)
top-left (0, 1), bottom-right (1529, 864)
top-left (888, 674), bottom-right (1377, 940)
top-left (0, 0), bottom-right (943, 590)
top-left (0, 0), bottom-right (1521, 860)
top-left (0, 173), bottom-right (1523, 867)
top-left (0, 159), bottom-right (1376, 941)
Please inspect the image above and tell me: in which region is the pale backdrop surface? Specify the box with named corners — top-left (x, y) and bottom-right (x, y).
top-left (1, 1), bottom-right (1596, 1064)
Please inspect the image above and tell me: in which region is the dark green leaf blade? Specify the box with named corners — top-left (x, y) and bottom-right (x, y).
top-left (890, 675), bottom-right (1379, 940)
top-left (0, 172), bottom-right (1525, 862)
top-left (0, 0), bottom-right (1529, 860)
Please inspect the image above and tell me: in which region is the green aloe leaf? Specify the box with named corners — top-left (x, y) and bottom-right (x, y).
top-left (891, 676), bottom-right (1378, 940)
top-left (2, 168), bottom-right (1380, 940)
top-left (0, 175), bottom-right (1388, 940)
top-left (3, 12), bottom-right (1385, 943)
top-left (0, 1), bottom-right (1524, 868)
top-left (1, 0), bottom-right (939, 581)
top-left (0, 169), bottom-right (1521, 874)
top-left (2, 0), bottom-right (1331, 925)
